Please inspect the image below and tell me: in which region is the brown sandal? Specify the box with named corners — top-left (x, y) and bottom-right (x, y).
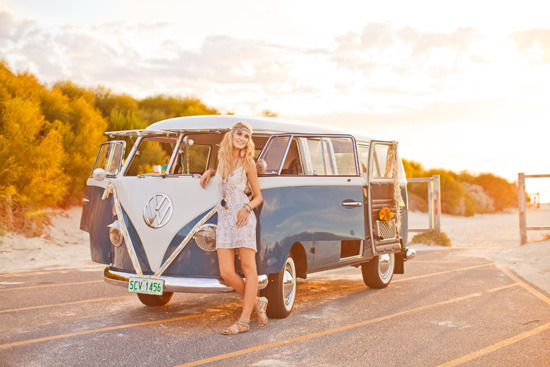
top-left (221, 318), bottom-right (250, 335)
top-left (255, 297), bottom-right (268, 328)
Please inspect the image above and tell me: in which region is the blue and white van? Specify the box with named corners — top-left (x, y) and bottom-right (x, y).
top-left (80, 115), bottom-right (415, 318)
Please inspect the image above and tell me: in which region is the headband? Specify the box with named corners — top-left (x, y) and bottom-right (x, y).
top-left (231, 124), bottom-right (252, 134)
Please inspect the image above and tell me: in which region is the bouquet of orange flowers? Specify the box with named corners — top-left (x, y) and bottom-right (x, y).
top-left (379, 207), bottom-right (393, 222)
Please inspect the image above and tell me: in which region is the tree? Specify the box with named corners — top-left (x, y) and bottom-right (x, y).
top-left (56, 94), bottom-right (108, 204)
top-left (0, 98), bottom-right (66, 231)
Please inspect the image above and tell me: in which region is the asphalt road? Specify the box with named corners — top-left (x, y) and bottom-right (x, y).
top-left (1, 248), bottom-right (549, 367)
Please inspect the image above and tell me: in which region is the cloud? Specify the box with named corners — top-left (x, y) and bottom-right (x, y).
top-left (0, 8), bottom-right (35, 42)
top-left (511, 29), bottom-right (550, 64)
top-left (0, 7), bottom-right (301, 109)
top-left (333, 23), bottom-right (482, 78)
top-left (1, 7), bottom-right (545, 118)
top-left (152, 35), bottom-right (294, 84)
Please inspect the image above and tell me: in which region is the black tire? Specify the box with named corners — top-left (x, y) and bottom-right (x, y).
top-left (361, 253), bottom-right (395, 289)
top-left (137, 292), bottom-right (174, 306)
top-left (261, 252), bottom-right (297, 318)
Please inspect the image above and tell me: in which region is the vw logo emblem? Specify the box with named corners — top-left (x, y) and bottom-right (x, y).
top-left (143, 193), bottom-right (173, 228)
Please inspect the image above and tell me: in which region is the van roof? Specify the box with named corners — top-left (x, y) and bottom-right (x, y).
top-left (145, 115), bottom-right (377, 142)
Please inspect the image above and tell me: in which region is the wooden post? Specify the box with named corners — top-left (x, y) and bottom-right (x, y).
top-left (433, 175), bottom-right (441, 233)
top-left (428, 179), bottom-right (434, 231)
top-left (518, 172), bottom-right (527, 245)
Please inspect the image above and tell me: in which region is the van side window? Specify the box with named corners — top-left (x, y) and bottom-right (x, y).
top-left (372, 143), bottom-right (395, 179)
top-left (281, 138), bottom-right (303, 175)
top-left (331, 137), bottom-right (357, 176)
top-left (262, 136), bottom-right (290, 174)
top-left (306, 137), bottom-right (357, 176)
top-left (92, 141), bottom-right (125, 176)
top-left (306, 138), bottom-right (334, 175)
top-left (357, 144), bottom-right (369, 178)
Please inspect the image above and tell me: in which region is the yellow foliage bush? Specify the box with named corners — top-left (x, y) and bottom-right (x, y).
top-left (403, 159), bottom-right (517, 216)
top-left (0, 61), bottom-right (222, 235)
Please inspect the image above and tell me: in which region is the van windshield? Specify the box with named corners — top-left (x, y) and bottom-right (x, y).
top-left (125, 137), bottom-right (177, 176)
top-left (124, 132), bottom-right (268, 176)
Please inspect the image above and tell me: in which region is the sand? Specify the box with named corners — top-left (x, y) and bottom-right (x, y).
top-left (0, 207), bottom-right (98, 274)
top-left (1, 206), bottom-right (549, 294)
top-left (408, 205), bottom-right (550, 294)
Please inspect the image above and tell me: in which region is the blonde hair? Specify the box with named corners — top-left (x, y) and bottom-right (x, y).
top-left (218, 121), bottom-right (255, 177)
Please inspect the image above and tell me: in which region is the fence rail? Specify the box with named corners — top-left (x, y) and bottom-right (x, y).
top-left (518, 172), bottom-right (550, 245)
top-left (407, 175), bottom-right (441, 233)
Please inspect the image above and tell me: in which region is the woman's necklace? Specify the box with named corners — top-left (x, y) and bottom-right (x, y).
top-left (220, 158), bottom-right (239, 210)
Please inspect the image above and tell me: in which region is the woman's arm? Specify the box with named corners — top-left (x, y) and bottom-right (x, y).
top-left (236, 158), bottom-right (263, 227)
top-left (245, 158), bottom-right (263, 209)
top-left (200, 168), bottom-right (216, 189)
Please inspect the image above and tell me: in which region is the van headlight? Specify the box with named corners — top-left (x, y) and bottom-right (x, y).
top-left (194, 224), bottom-right (217, 252)
top-left (107, 221), bottom-right (123, 247)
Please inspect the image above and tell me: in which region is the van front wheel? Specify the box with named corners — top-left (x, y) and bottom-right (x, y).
top-left (261, 253), bottom-right (297, 318)
top-left (137, 292), bottom-right (174, 306)
top-left (361, 253), bottom-right (395, 289)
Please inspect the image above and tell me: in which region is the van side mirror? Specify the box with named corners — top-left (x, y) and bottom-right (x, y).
top-left (92, 168), bottom-right (107, 181)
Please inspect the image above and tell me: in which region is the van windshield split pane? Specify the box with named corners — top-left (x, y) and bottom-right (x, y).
top-left (126, 138), bottom-right (175, 176)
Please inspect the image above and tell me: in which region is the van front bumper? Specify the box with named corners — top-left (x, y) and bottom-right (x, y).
top-left (103, 267), bottom-right (269, 293)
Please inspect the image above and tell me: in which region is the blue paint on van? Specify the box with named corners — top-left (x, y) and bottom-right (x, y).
top-left (81, 185), bottom-right (114, 265)
top-left (111, 206), bottom-right (153, 274)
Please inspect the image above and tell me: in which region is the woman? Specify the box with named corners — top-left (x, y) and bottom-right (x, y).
top-left (200, 121), bottom-right (267, 335)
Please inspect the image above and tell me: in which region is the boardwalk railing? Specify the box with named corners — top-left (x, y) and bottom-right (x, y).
top-left (518, 172), bottom-right (550, 245)
top-left (407, 175), bottom-right (441, 233)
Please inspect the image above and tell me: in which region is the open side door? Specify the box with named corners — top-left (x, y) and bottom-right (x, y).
top-left (366, 141), bottom-right (402, 255)
top-left (80, 140), bottom-right (125, 264)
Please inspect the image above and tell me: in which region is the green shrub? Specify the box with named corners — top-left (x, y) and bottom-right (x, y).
top-left (409, 231), bottom-right (452, 247)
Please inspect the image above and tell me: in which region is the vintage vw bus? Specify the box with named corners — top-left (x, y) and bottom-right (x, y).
top-left (80, 115), bottom-right (415, 318)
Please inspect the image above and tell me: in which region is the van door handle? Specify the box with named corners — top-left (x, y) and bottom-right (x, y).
top-left (342, 200), bottom-right (362, 207)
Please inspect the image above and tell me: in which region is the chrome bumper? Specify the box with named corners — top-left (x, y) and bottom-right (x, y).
top-left (104, 267), bottom-right (269, 293)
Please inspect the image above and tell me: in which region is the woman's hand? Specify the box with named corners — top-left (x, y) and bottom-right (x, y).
top-left (236, 207), bottom-right (249, 227)
top-left (200, 169), bottom-right (212, 188)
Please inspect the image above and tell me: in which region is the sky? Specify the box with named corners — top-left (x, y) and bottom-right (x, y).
top-left (1, 0), bottom-right (550, 199)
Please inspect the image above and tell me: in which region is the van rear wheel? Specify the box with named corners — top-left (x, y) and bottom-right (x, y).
top-left (361, 253), bottom-right (395, 289)
top-left (137, 292), bottom-right (174, 306)
top-left (261, 253), bottom-right (297, 318)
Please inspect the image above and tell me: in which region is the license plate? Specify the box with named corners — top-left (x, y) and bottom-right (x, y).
top-left (128, 277), bottom-right (165, 295)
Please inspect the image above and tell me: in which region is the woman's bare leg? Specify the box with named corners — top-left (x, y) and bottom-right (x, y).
top-left (238, 247), bottom-right (259, 320)
top-left (217, 248), bottom-right (245, 296)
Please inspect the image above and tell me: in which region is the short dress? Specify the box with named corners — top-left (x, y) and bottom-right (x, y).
top-left (215, 165), bottom-right (257, 252)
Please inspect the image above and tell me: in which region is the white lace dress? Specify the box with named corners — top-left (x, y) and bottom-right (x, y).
top-left (215, 165), bottom-right (257, 252)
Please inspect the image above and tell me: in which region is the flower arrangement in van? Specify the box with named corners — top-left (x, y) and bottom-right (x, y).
top-left (379, 207), bottom-right (393, 222)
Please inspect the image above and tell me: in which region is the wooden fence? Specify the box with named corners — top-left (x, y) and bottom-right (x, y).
top-left (407, 175), bottom-right (441, 233)
top-left (518, 173), bottom-right (550, 245)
